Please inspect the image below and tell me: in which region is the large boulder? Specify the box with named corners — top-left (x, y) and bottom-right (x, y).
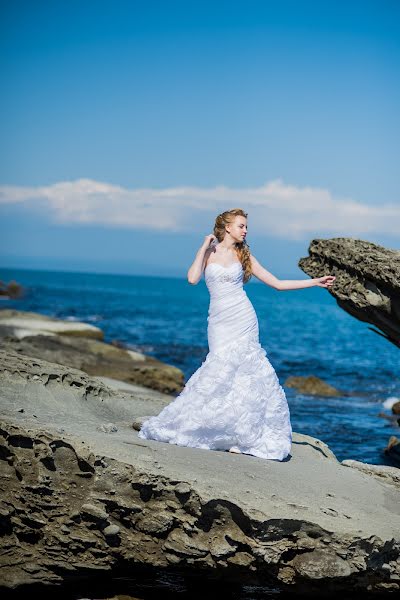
top-left (298, 238), bottom-right (400, 349)
top-left (0, 350), bottom-right (399, 595)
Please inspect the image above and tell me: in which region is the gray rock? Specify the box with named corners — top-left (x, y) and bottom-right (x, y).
top-left (341, 459), bottom-right (400, 487)
top-left (103, 525), bottom-right (120, 536)
top-left (298, 238), bottom-right (400, 349)
top-left (292, 549), bottom-right (351, 578)
top-left (0, 308), bottom-right (185, 394)
top-left (131, 416), bottom-right (151, 431)
top-left (97, 423), bottom-right (118, 434)
top-left (80, 503), bottom-right (109, 521)
top-left (1, 349), bottom-right (399, 594)
top-left (0, 308), bottom-right (104, 339)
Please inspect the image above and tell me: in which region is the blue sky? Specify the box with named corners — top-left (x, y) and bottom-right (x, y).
top-left (0, 0), bottom-right (399, 278)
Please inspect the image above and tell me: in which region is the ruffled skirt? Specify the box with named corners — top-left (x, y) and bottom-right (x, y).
top-left (138, 333), bottom-right (292, 461)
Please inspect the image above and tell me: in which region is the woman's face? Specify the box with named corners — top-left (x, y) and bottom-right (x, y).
top-left (226, 216), bottom-right (247, 243)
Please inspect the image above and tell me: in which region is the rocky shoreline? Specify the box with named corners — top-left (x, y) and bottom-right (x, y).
top-left (0, 305), bottom-right (400, 596)
top-left (0, 309), bottom-right (184, 395)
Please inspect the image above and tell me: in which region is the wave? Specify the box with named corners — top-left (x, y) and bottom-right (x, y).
top-left (382, 396), bottom-right (400, 410)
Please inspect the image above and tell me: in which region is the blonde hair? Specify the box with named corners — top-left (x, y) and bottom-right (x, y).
top-left (213, 208), bottom-right (252, 284)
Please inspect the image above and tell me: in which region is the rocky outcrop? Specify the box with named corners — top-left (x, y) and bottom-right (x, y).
top-left (0, 309), bottom-right (184, 394)
top-left (298, 238), bottom-right (400, 348)
top-left (284, 375), bottom-right (342, 397)
top-left (0, 308), bottom-right (104, 339)
top-left (1, 350), bottom-right (399, 595)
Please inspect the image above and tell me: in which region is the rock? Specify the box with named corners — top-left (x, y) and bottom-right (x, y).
top-left (174, 482), bottom-right (192, 495)
top-left (136, 511), bottom-right (174, 535)
top-left (0, 280), bottom-right (24, 299)
top-left (131, 416), bottom-right (151, 431)
top-left (290, 432), bottom-right (339, 461)
top-left (97, 423), bottom-right (118, 434)
top-left (103, 525), bottom-right (120, 536)
top-left (0, 308), bottom-right (104, 339)
top-left (341, 459), bottom-right (400, 487)
top-left (298, 238), bottom-right (400, 349)
top-left (292, 549), bottom-right (351, 579)
top-left (0, 308), bottom-right (184, 394)
top-left (126, 349), bottom-right (147, 362)
top-left (1, 350), bottom-right (400, 594)
top-left (392, 402), bottom-right (400, 415)
top-left (384, 436), bottom-right (400, 467)
top-left (227, 551), bottom-right (254, 567)
top-left (80, 503), bottom-right (109, 521)
top-left (163, 529), bottom-right (209, 558)
top-left (284, 375), bottom-right (342, 397)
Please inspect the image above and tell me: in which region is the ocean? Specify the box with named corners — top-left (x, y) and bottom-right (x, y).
top-left (1, 266), bottom-right (399, 466)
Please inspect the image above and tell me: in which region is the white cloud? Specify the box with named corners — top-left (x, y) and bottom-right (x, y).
top-left (0, 177), bottom-right (399, 240)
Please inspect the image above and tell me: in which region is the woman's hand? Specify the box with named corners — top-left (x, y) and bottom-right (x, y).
top-left (315, 275), bottom-right (336, 288)
top-left (202, 234), bottom-right (217, 249)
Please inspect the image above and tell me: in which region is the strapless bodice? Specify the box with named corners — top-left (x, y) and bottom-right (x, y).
top-left (204, 261), bottom-right (244, 298)
top-left (204, 261), bottom-right (258, 352)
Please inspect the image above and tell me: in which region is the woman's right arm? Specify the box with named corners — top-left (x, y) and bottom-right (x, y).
top-left (187, 235), bottom-right (216, 284)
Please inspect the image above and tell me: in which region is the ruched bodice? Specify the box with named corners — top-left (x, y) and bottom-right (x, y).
top-left (204, 261), bottom-right (244, 296)
top-left (205, 262), bottom-right (259, 353)
top-left (138, 259), bottom-right (292, 461)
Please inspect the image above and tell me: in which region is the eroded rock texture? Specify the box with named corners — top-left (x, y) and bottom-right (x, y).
top-left (298, 238), bottom-right (400, 348)
top-left (0, 351), bottom-right (400, 595)
top-left (1, 420), bottom-right (400, 596)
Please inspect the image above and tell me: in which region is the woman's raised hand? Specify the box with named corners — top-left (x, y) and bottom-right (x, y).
top-left (315, 275), bottom-right (336, 288)
top-left (203, 234), bottom-right (217, 249)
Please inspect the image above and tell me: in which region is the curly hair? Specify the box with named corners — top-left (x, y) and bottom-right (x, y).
top-left (213, 208), bottom-right (252, 283)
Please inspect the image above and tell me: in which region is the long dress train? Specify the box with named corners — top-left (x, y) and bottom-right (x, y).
top-left (138, 261), bottom-right (292, 461)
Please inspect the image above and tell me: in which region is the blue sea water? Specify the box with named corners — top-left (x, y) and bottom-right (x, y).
top-left (1, 266), bottom-right (399, 466)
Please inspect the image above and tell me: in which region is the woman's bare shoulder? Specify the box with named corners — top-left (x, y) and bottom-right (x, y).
top-left (203, 245), bottom-right (217, 268)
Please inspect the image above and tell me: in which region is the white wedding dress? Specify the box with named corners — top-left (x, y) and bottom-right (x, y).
top-left (138, 261), bottom-right (292, 460)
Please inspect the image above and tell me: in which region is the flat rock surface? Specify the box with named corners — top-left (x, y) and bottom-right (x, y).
top-left (1, 349), bottom-right (399, 593)
top-left (0, 308), bottom-right (104, 339)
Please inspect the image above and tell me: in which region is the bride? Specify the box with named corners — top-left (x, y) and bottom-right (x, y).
top-left (138, 208), bottom-right (336, 460)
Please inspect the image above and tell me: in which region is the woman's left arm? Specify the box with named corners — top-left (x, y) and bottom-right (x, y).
top-left (250, 254), bottom-right (336, 291)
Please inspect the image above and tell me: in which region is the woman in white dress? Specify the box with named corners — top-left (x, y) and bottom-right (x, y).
top-left (138, 208), bottom-right (336, 460)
